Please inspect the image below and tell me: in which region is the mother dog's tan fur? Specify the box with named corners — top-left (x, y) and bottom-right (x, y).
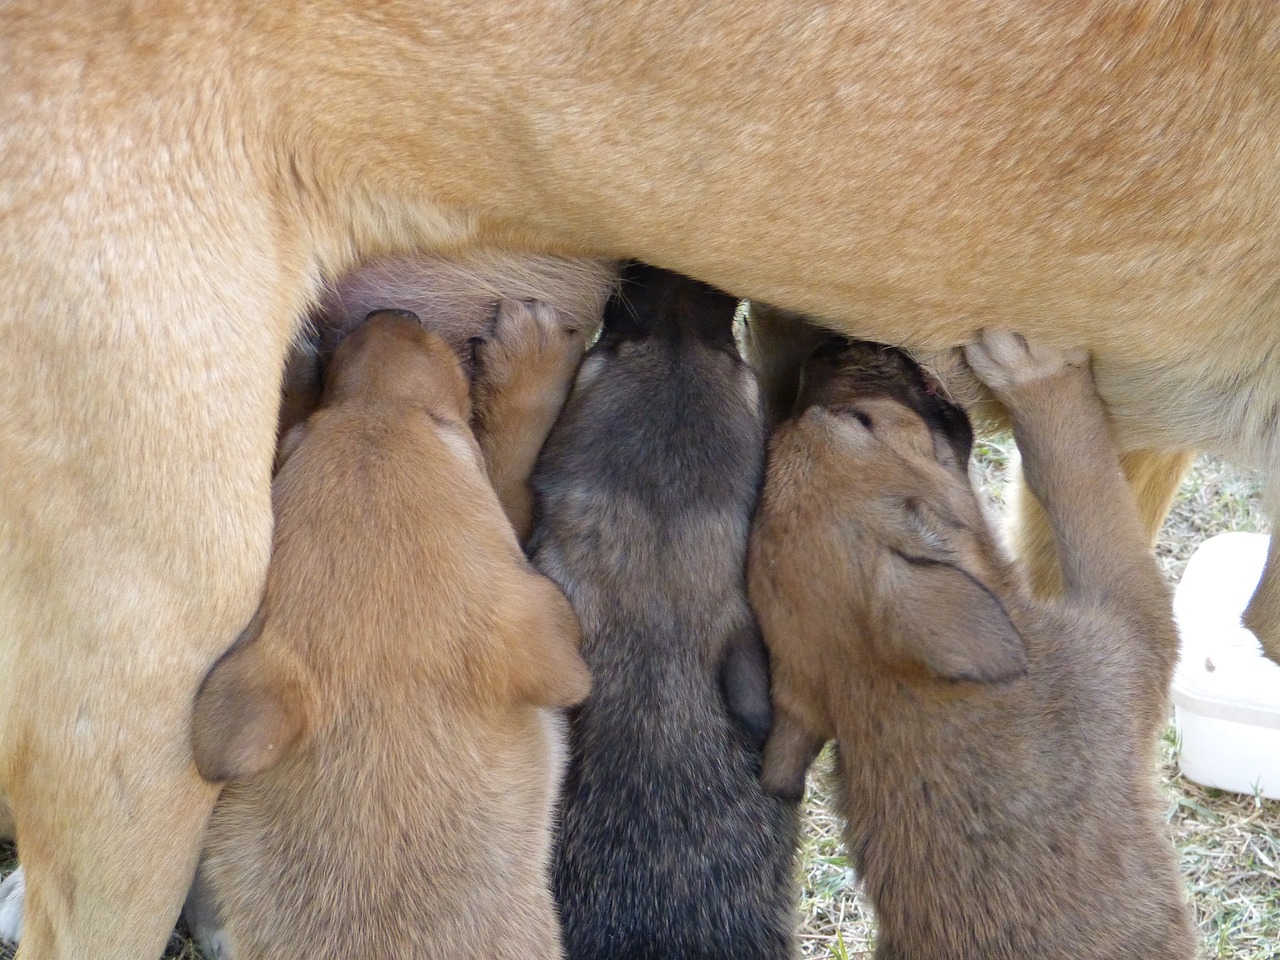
top-left (3, 2), bottom-right (1280, 956)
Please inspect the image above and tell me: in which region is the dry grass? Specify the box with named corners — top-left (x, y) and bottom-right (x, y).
top-left (1, 451), bottom-right (1276, 960)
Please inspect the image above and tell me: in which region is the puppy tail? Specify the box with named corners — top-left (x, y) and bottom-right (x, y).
top-left (191, 607), bottom-right (317, 782)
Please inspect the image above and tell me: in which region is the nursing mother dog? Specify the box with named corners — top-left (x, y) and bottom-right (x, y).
top-left (6, 3), bottom-right (1280, 958)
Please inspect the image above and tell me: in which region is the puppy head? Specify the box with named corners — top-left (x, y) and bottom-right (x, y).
top-left (779, 338), bottom-right (1025, 684)
top-left (552, 264), bottom-right (762, 511)
top-left (597, 261), bottom-right (740, 351)
top-left (798, 336), bottom-right (974, 471)
top-left (321, 310), bottom-right (471, 422)
top-left (578, 264), bottom-right (747, 408)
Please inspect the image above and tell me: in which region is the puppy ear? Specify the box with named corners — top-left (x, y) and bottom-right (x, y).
top-left (761, 707), bottom-right (826, 802)
top-left (876, 555), bottom-right (1027, 682)
top-left (191, 609), bottom-right (316, 782)
top-left (505, 575), bottom-right (592, 709)
top-left (720, 627), bottom-right (773, 748)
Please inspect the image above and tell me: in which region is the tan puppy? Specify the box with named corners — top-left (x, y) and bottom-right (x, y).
top-left (749, 331), bottom-right (1193, 959)
top-left (187, 310), bottom-right (589, 960)
top-left (4, 4), bottom-right (1280, 954)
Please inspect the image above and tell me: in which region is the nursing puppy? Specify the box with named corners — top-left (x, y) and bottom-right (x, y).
top-left (188, 310), bottom-right (590, 960)
top-left (531, 265), bottom-right (798, 960)
top-left (742, 301), bottom-right (1196, 599)
top-left (0, 256), bottom-right (609, 952)
top-left (279, 253), bottom-right (616, 537)
top-left (749, 331), bottom-right (1194, 960)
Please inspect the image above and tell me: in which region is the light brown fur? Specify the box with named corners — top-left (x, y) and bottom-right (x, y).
top-left (276, 255), bottom-right (612, 537)
top-left (470, 298), bottom-right (599, 541)
top-left (749, 331), bottom-right (1194, 959)
top-left (745, 304), bottom-right (1198, 598)
top-left (323, 255), bottom-right (614, 540)
top-left (3, 3), bottom-right (1280, 954)
top-left (187, 312), bottom-right (589, 960)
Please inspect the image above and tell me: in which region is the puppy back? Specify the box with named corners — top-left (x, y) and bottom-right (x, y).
top-left (535, 267), bottom-right (798, 960)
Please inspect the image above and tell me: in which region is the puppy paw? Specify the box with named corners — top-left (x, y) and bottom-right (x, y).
top-left (963, 329), bottom-right (1089, 400)
top-left (473, 298), bottom-right (591, 405)
top-left (471, 299), bottom-right (592, 539)
top-left (184, 862), bottom-right (236, 960)
top-left (0, 867), bottom-right (25, 945)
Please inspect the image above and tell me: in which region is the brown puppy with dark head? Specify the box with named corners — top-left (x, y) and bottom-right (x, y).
top-left (187, 308), bottom-right (590, 960)
top-left (749, 330), bottom-right (1194, 959)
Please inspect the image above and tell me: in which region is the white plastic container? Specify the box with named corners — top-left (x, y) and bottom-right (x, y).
top-left (1171, 532), bottom-right (1280, 800)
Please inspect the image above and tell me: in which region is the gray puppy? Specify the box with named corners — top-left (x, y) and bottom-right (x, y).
top-left (529, 263), bottom-right (799, 960)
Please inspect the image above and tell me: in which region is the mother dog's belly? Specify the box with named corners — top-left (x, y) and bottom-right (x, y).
top-left (816, 301), bottom-right (1280, 463)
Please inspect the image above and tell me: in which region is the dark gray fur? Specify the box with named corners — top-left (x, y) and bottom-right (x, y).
top-left (530, 264), bottom-right (799, 960)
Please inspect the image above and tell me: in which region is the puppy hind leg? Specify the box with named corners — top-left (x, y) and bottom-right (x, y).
top-left (1006, 448), bottom-right (1195, 598)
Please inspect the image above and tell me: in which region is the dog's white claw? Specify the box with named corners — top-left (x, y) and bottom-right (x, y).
top-left (0, 866), bottom-right (25, 945)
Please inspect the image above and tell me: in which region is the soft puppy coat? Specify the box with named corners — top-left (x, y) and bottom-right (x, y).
top-left (531, 264), bottom-right (799, 960)
top-left (748, 331), bottom-right (1194, 959)
top-left (276, 253), bottom-right (616, 537)
top-left (187, 311), bottom-right (590, 960)
top-left (6, 4), bottom-right (1280, 954)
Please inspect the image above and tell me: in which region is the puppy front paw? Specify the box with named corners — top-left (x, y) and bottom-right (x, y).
top-left (471, 299), bottom-right (592, 540)
top-left (0, 867), bottom-right (25, 945)
top-left (963, 329), bottom-right (1090, 401)
top-left (473, 298), bottom-right (591, 406)
top-left (184, 862), bottom-right (236, 960)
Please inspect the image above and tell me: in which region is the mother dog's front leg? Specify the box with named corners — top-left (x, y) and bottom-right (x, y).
top-left (0, 300), bottom-right (286, 958)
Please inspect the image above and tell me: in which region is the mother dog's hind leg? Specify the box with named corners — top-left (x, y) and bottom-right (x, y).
top-left (0, 300), bottom-right (285, 958)
top-left (1005, 448), bottom-right (1195, 598)
top-left (1244, 479), bottom-right (1280, 664)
